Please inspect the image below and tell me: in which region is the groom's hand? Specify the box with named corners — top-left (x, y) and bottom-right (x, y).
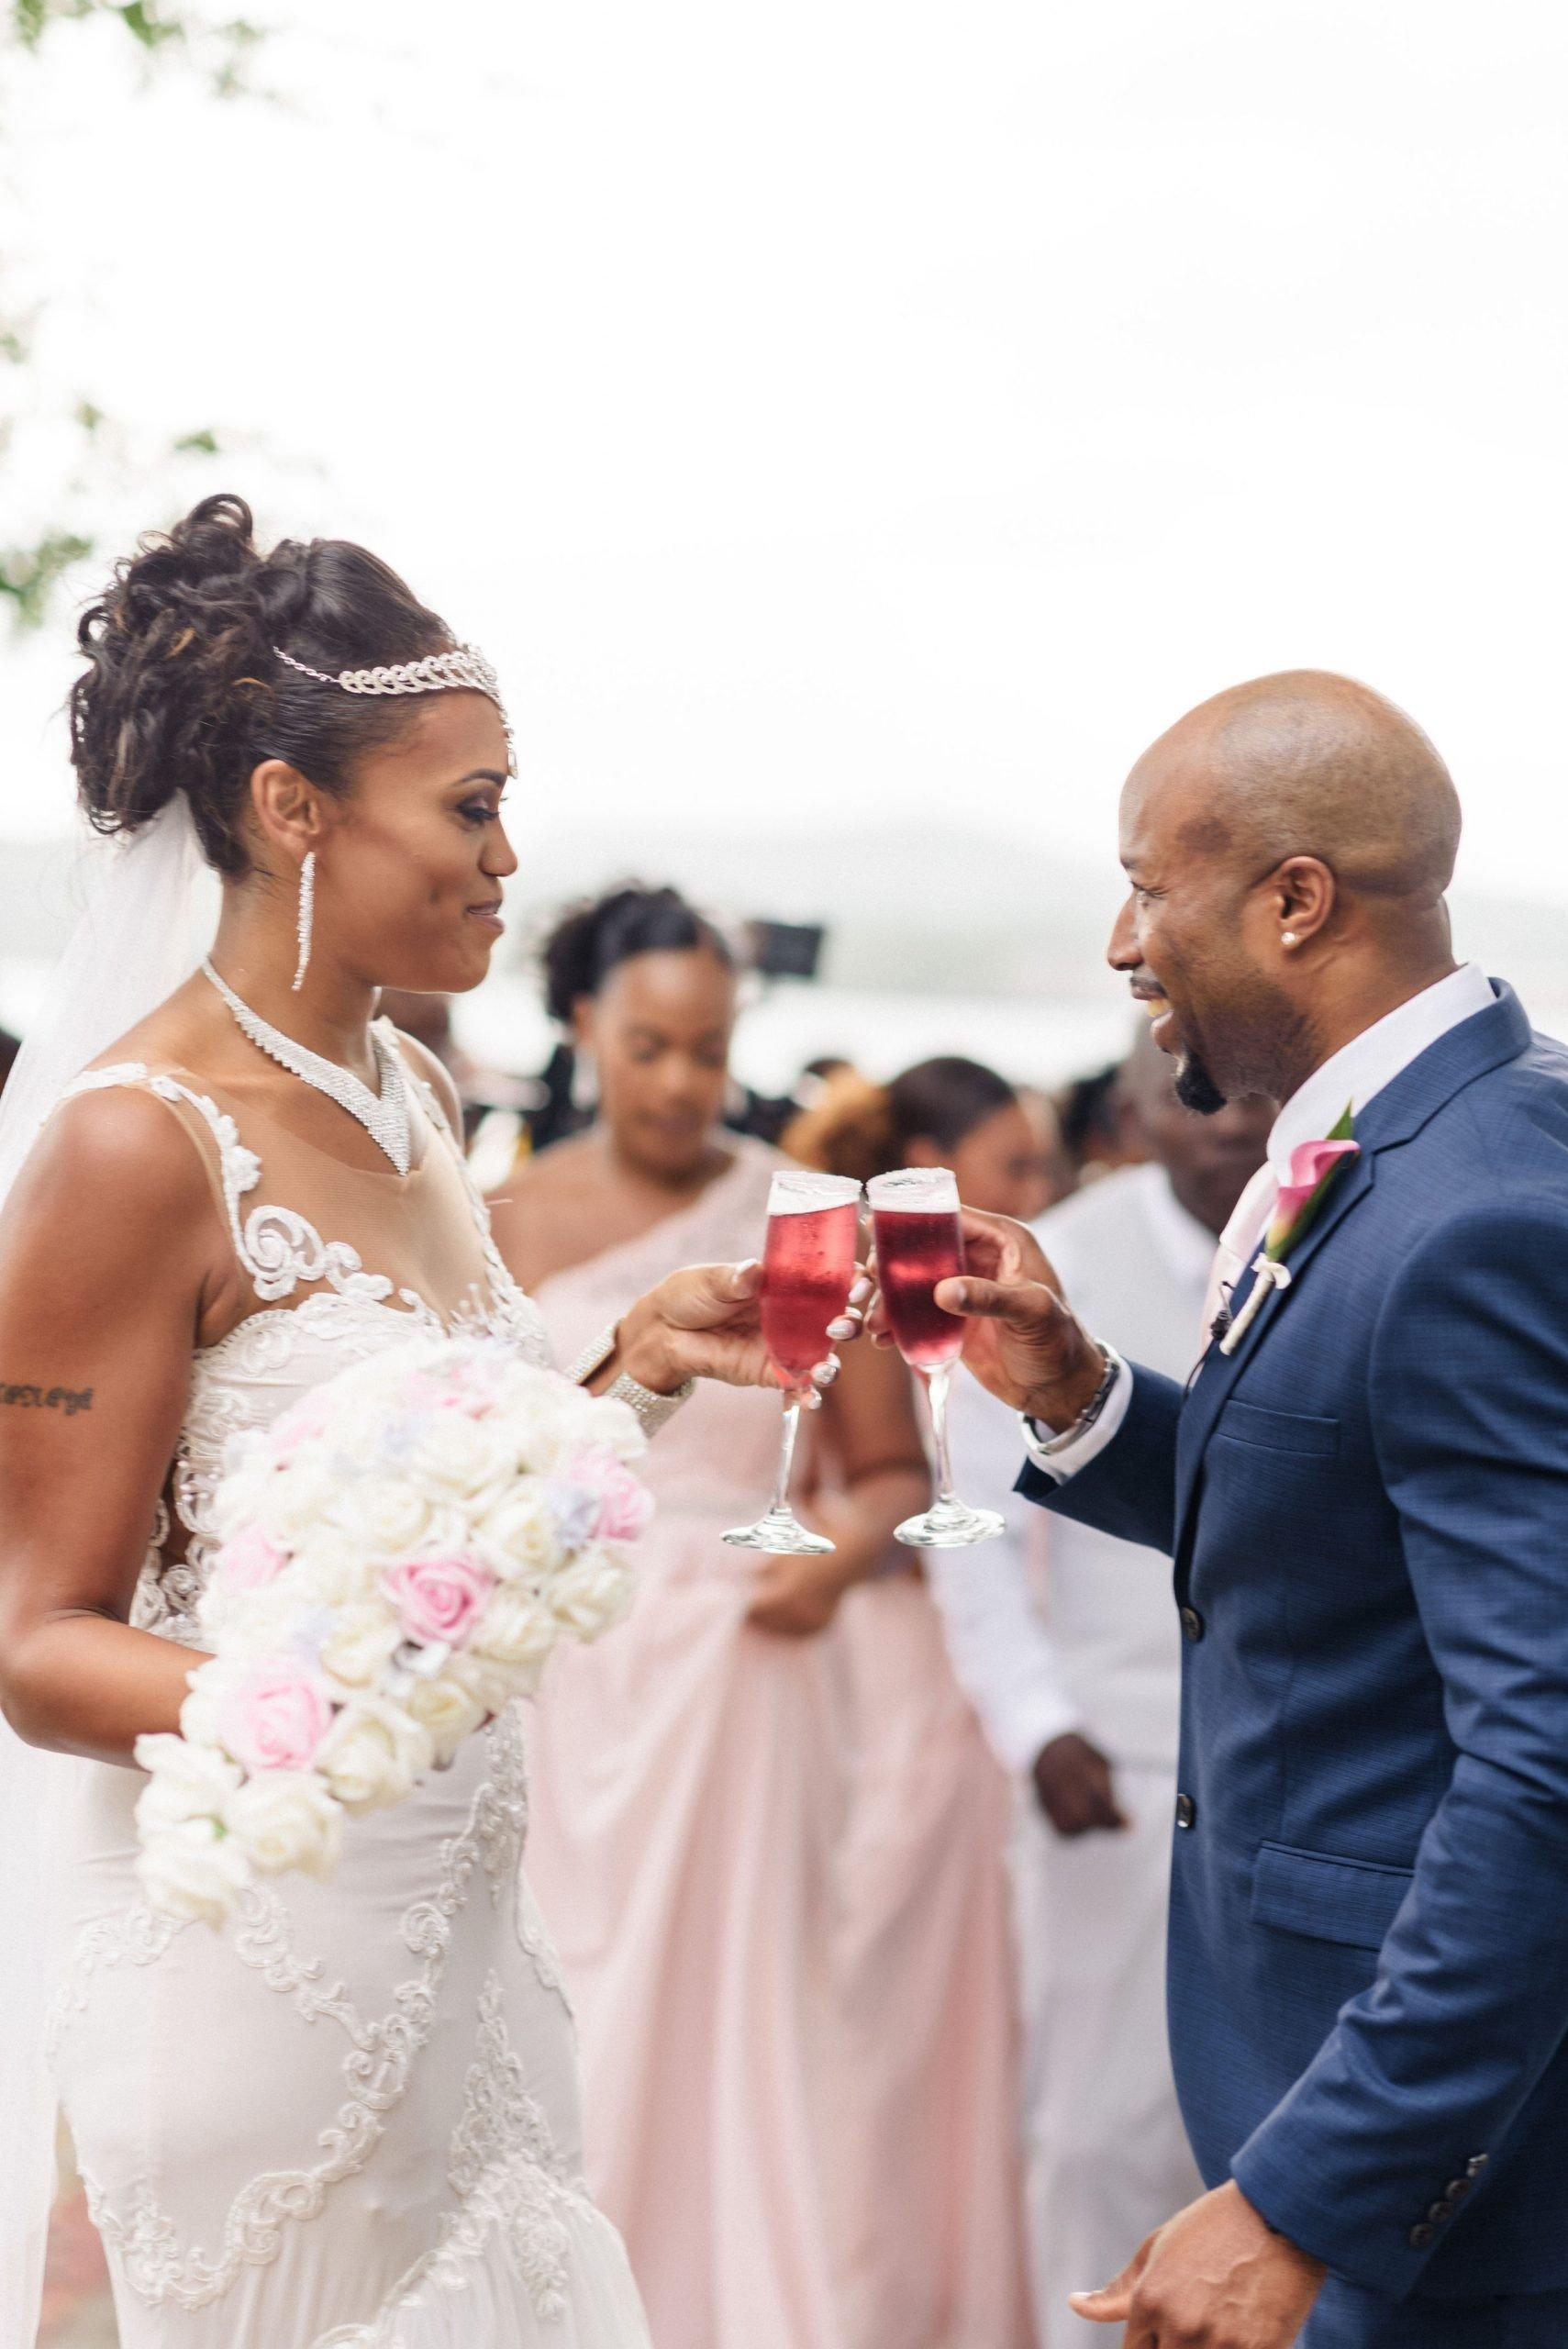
top-left (871, 1208), bottom-right (1104, 1429)
top-left (1071, 2181), bottom-right (1325, 2348)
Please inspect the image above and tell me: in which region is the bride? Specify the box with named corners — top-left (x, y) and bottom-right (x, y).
top-left (0, 495), bottom-right (839, 2349)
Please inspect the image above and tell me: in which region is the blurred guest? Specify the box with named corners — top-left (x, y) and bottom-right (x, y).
top-left (932, 1028), bottom-right (1272, 2346)
top-left (487, 885), bottom-right (927, 2349)
top-left (1056, 1055), bottom-right (1148, 1184)
top-left (785, 1056), bottom-right (1037, 2349)
top-left (1016, 1084), bottom-right (1077, 1218)
top-left (521, 888), bottom-right (798, 1152)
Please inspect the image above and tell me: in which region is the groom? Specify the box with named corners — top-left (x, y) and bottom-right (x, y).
top-left (927, 672), bottom-right (1568, 2347)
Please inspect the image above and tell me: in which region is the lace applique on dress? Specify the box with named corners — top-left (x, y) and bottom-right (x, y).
top-left (73, 1752), bottom-right (511, 2310)
top-left (314, 1976), bottom-right (590, 2343)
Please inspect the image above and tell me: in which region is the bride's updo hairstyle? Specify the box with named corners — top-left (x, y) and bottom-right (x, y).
top-left (70, 492), bottom-right (457, 877)
top-left (541, 885), bottom-right (736, 1023)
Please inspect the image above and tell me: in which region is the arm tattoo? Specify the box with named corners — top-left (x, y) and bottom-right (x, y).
top-left (0, 1383), bottom-right (95, 1416)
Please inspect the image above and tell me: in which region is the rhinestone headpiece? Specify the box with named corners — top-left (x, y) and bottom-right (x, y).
top-left (272, 641), bottom-right (515, 770)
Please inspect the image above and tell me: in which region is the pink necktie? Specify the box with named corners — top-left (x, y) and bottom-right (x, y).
top-left (1200, 1162), bottom-right (1278, 1350)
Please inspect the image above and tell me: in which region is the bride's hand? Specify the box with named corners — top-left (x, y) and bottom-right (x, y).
top-left (610, 1262), bottom-right (851, 1401)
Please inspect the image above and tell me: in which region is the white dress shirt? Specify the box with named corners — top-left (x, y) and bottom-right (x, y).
top-left (1024, 961), bottom-right (1496, 1484)
top-left (933, 1163), bottom-right (1217, 1772)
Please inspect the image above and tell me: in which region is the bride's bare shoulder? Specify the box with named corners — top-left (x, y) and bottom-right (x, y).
top-left (1, 1079), bottom-right (218, 1308)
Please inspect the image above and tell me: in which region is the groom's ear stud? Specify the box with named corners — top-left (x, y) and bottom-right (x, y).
top-left (1281, 930), bottom-right (1299, 947)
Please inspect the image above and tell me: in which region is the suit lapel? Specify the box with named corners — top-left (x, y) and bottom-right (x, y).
top-left (1173, 978), bottom-right (1528, 1562)
top-left (1173, 1146), bottom-right (1378, 1547)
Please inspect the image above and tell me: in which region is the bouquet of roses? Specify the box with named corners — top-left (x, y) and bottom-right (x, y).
top-left (133, 1335), bottom-right (651, 1927)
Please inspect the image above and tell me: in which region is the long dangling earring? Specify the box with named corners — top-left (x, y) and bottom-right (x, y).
top-left (292, 851), bottom-right (316, 993)
top-left (570, 1044), bottom-right (598, 1114)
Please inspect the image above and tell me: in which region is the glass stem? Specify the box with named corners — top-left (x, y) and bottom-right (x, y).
top-left (771, 1397), bottom-right (803, 1518)
top-left (927, 1364), bottom-right (957, 1505)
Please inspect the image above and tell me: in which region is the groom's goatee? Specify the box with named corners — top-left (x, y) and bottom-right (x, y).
top-left (1175, 1053), bottom-right (1229, 1116)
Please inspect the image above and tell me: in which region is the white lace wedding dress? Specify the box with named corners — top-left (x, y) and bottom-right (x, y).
top-left (42, 1043), bottom-right (653, 2348)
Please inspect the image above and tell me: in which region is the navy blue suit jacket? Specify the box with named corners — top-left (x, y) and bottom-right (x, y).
top-left (1021, 984), bottom-right (1568, 2299)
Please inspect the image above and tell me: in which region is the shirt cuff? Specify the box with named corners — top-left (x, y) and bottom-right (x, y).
top-left (1018, 1349), bottom-right (1132, 1484)
top-left (996, 1691), bottom-right (1088, 1776)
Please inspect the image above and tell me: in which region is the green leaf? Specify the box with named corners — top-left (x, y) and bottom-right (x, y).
top-left (172, 426), bottom-right (219, 454)
top-left (117, 2), bottom-right (183, 50)
top-left (0, 530), bottom-right (95, 630)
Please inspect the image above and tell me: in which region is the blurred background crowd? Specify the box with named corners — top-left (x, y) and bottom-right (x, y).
top-left (34, 876), bottom-right (1271, 2349)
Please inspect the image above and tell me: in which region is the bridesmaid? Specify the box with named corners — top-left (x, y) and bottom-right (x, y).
top-left (784, 1057), bottom-right (1043, 2349)
top-left (487, 887), bottom-right (927, 2349)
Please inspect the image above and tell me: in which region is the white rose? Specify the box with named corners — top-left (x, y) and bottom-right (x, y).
top-left (262, 1454), bottom-right (348, 1542)
top-left (550, 1550), bottom-right (635, 1642)
top-left (324, 1474), bottom-right (439, 1563)
top-left (133, 1734), bottom-right (242, 1834)
top-left (471, 1486), bottom-right (561, 1584)
top-left (179, 1657), bottom-right (249, 1753)
top-left (286, 1530), bottom-right (369, 1608)
top-left (448, 1648), bottom-right (526, 1713)
top-left (405, 1671), bottom-right (489, 1763)
top-left (201, 1586), bottom-right (305, 1654)
top-left (473, 1586), bottom-right (559, 1674)
top-left (136, 1818), bottom-right (251, 1927)
top-left (318, 1602), bottom-right (403, 1690)
top-left (223, 1771), bottom-right (343, 1878)
top-left (584, 1395), bottom-right (646, 1466)
top-left (407, 1413), bottom-right (519, 1504)
top-left (315, 1697), bottom-right (434, 1815)
top-left (210, 1464), bottom-right (273, 1544)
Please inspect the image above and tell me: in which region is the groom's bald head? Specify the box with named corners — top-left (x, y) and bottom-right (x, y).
top-left (1111, 670), bottom-right (1463, 1112)
top-left (1147, 670), bottom-right (1461, 907)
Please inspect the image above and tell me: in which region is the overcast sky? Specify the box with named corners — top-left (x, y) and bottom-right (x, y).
top-left (6, 0), bottom-right (1567, 918)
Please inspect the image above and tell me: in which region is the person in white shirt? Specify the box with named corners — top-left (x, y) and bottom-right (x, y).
top-left (933, 1030), bottom-right (1272, 2347)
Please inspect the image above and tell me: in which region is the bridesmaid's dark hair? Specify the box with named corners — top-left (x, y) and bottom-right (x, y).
top-left (70, 493), bottom-right (456, 877)
top-left (541, 885), bottom-right (735, 1024)
top-left (784, 1055), bottom-right (1018, 1183)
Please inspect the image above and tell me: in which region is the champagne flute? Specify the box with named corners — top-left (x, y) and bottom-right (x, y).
top-left (869, 1166), bottom-right (1005, 1549)
top-left (722, 1169), bottom-right (863, 1554)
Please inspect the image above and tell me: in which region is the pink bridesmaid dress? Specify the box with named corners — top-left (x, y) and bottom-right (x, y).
top-left (830, 1567), bottom-right (1037, 2349)
top-left (523, 1138), bottom-right (851, 2349)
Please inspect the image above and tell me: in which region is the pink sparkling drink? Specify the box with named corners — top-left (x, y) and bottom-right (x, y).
top-left (724, 1169), bottom-right (864, 1557)
top-left (867, 1166), bottom-right (1004, 1552)
top-left (871, 1205), bottom-right (965, 1372)
top-left (762, 1199), bottom-right (860, 1384)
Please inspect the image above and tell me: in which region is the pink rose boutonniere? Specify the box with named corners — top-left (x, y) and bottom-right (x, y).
top-left (1218, 1106), bottom-right (1360, 1357)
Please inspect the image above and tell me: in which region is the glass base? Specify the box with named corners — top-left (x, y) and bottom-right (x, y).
top-left (722, 1507), bottom-right (836, 1555)
top-left (895, 1494), bottom-right (1006, 1550)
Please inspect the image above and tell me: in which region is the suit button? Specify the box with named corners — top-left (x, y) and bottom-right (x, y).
top-left (1428, 2202), bottom-right (1451, 2224)
top-left (1466, 2154), bottom-right (1489, 2177)
top-left (1409, 2223), bottom-right (1435, 2248)
top-left (1446, 2178), bottom-right (1472, 2203)
top-left (1175, 1792), bottom-right (1196, 1830)
top-left (1181, 1607), bottom-right (1205, 1642)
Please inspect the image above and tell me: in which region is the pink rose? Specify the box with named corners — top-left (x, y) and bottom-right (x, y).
top-left (381, 1553), bottom-right (497, 1649)
top-left (217, 1526), bottom-right (290, 1594)
top-left (217, 1656), bottom-right (335, 1775)
top-left (568, 1447), bottom-right (655, 1544)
